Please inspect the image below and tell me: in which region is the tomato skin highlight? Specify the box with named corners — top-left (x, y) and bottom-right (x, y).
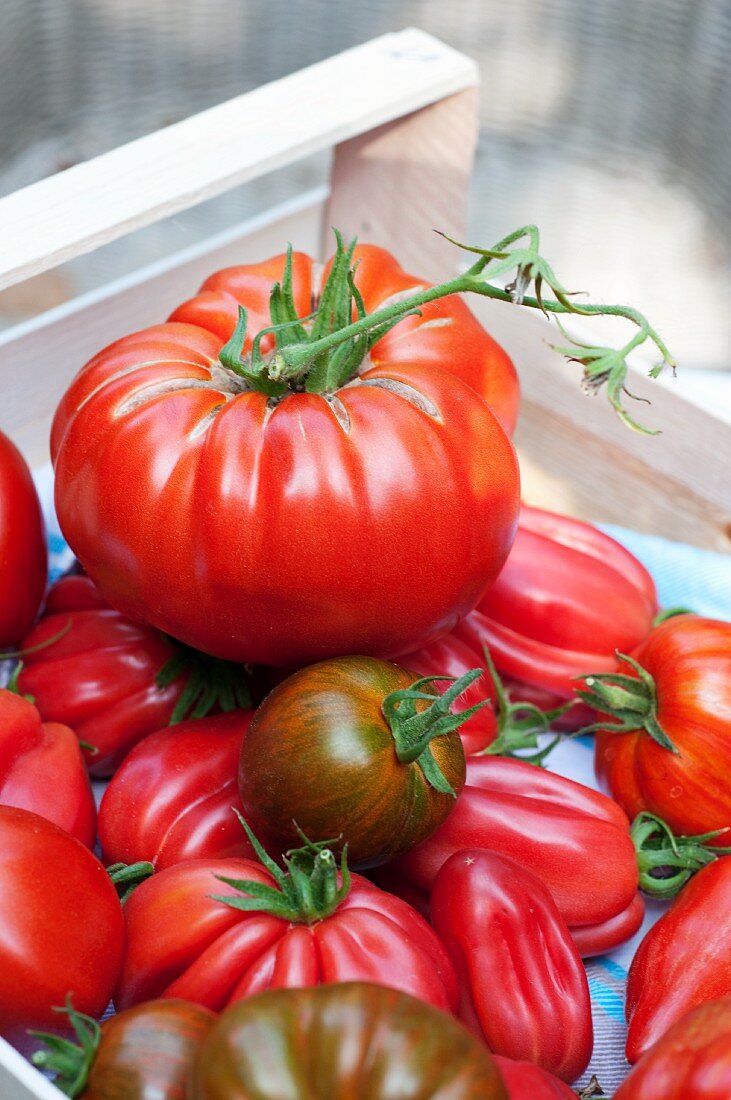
top-left (99, 711), bottom-right (256, 871)
top-left (190, 982), bottom-right (508, 1099)
top-left (458, 505), bottom-right (657, 721)
top-left (431, 849), bottom-right (593, 1082)
top-left (625, 858), bottom-right (731, 1063)
top-left (239, 656), bottom-right (467, 868)
top-left (594, 615), bottom-right (731, 838)
top-left (394, 755), bottom-right (638, 927)
top-left (616, 998), bottom-right (731, 1100)
top-left (0, 689), bottom-right (96, 847)
top-left (114, 857), bottom-right (458, 1016)
top-left (0, 806), bottom-right (124, 1036)
top-left (0, 430), bottom-right (47, 646)
top-left (51, 244), bottom-right (520, 667)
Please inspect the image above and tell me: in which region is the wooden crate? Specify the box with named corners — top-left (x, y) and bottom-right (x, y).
top-left (0, 25), bottom-right (728, 1100)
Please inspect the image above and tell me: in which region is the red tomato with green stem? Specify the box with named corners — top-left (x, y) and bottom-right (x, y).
top-left (114, 827), bottom-right (458, 1016)
top-left (0, 687), bottom-right (96, 847)
top-left (18, 575), bottom-right (252, 775)
top-left (191, 983), bottom-right (508, 1100)
top-left (393, 755), bottom-right (639, 928)
top-left (616, 998), bottom-right (731, 1100)
top-left (625, 856), bottom-right (731, 1063)
top-left (585, 615), bottom-right (731, 842)
top-left (457, 504), bottom-right (658, 725)
top-left (0, 806), bottom-right (124, 1037)
top-left (99, 710), bottom-right (258, 871)
top-left (239, 655), bottom-right (485, 868)
top-left (51, 227), bottom-right (671, 667)
top-left (431, 849), bottom-right (593, 1082)
top-left (32, 998), bottom-right (215, 1100)
top-left (0, 430), bottom-right (47, 647)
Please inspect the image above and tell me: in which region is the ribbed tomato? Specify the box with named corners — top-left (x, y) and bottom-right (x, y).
top-left (190, 983), bottom-right (508, 1099)
top-left (51, 238), bottom-right (519, 666)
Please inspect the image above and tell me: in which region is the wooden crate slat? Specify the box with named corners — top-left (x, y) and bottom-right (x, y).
top-left (326, 87), bottom-right (479, 282)
top-left (0, 190), bottom-right (326, 466)
top-left (0, 1041), bottom-right (62, 1100)
top-left (0, 28), bottom-right (477, 293)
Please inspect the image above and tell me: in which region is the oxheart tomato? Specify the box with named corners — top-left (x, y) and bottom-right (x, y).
top-left (432, 850), bottom-right (593, 1082)
top-left (18, 575), bottom-right (251, 775)
top-left (393, 755), bottom-right (639, 928)
top-left (0, 688), bottom-right (96, 847)
top-left (99, 710), bottom-right (257, 870)
top-left (190, 983), bottom-right (508, 1099)
top-left (589, 615), bottom-right (731, 839)
top-left (457, 505), bottom-right (658, 724)
top-left (0, 430), bottom-right (47, 646)
top-left (625, 857), bottom-right (731, 1063)
top-left (33, 999), bottom-right (215, 1099)
top-left (0, 806), bottom-right (124, 1036)
top-left (239, 656), bottom-right (474, 868)
top-left (51, 239), bottom-right (520, 667)
top-left (114, 837), bottom-right (459, 1016)
top-left (616, 998), bottom-right (731, 1100)
top-left (493, 1056), bottom-right (577, 1099)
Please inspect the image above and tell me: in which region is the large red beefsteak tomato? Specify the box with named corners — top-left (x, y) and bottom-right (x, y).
top-left (50, 239), bottom-right (520, 666)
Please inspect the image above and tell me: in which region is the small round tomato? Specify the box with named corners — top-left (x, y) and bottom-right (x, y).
top-left (190, 982), bottom-right (508, 1099)
top-left (33, 999), bottom-right (215, 1099)
top-left (0, 806), bottom-right (124, 1036)
top-left (239, 656), bottom-right (478, 867)
top-left (0, 430), bottom-right (46, 646)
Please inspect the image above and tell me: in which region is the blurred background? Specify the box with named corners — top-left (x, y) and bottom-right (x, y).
top-left (2, 0), bottom-right (730, 408)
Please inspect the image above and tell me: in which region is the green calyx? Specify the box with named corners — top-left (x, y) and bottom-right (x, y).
top-left (217, 225), bottom-right (674, 431)
top-left (106, 860), bottom-right (155, 904)
top-left (156, 638), bottom-right (252, 725)
top-left (381, 668), bottom-right (486, 796)
top-left (479, 647), bottom-right (572, 765)
top-left (210, 813), bottom-right (350, 925)
top-left (632, 812), bottom-right (731, 899)
top-left (575, 652), bottom-right (677, 752)
top-left (30, 998), bottom-right (100, 1098)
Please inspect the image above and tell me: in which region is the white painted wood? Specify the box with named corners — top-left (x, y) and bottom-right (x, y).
top-left (326, 87), bottom-right (479, 282)
top-left (469, 298), bottom-right (731, 550)
top-left (0, 1040), bottom-right (61, 1100)
top-left (0, 28), bottom-right (477, 293)
top-left (0, 189), bottom-right (326, 467)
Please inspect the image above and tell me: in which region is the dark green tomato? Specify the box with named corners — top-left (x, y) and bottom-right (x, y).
top-left (238, 656), bottom-right (466, 868)
top-left (191, 982), bottom-right (507, 1100)
top-left (81, 1000), bottom-right (214, 1099)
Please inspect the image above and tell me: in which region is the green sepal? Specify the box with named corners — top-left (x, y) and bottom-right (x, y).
top-left (155, 638), bottom-right (253, 725)
top-left (479, 646), bottom-right (570, 766)
top-left (106, 860), bottom-right (155, 904)
top-left (29, 998), bottom-right (100, 1098)
top-left (576, 652), bottom-right (678, 753)
top-left (632, 812), bottom-right (731, 899)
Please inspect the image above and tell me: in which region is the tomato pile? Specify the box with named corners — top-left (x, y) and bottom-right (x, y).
top-left (1, 227), bottom-right (729, 1099)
